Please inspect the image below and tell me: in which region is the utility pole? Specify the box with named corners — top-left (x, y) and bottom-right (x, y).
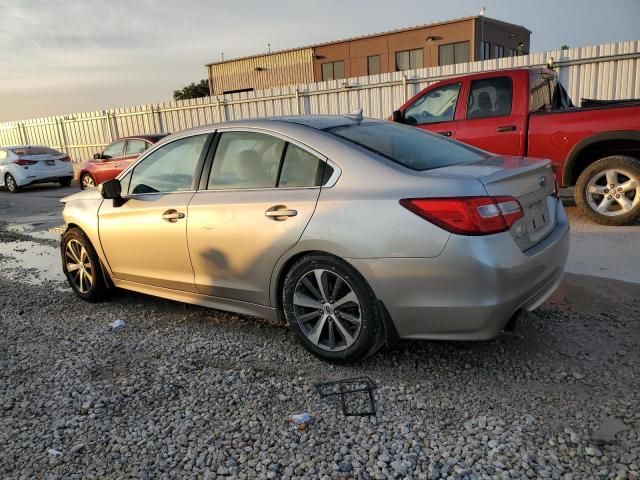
top-left (480, 6), bottom-right (486, 59)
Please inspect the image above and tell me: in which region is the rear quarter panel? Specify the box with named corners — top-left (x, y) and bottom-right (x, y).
top-left (527, 104), bottom-right (640, 184)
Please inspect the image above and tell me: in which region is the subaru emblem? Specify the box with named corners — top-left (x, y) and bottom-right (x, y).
top-left (538, 175), bottom-right (547, 187)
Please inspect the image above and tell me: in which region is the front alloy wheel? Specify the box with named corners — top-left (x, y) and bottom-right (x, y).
top-left (576, 155), bottom-right (640, 226)
top-left (62, 228), bottom-right (108, 301)
top-left (80, 174), bottom-right (96, 190)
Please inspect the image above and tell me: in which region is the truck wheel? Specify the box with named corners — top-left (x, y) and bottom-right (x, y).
top-left (575, 155), bottom-right (640, 226)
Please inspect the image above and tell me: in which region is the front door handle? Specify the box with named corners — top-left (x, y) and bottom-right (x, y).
top-left (162, 209), bottom-right (185, 222)
top-left (265, 205), bottom-right (298, 221)
top-left (438, 131), bottom-right (452, 137)
top-left (496, 125), bottom-right (516, 132)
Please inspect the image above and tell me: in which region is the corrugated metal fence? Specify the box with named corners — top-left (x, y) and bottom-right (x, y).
top-left (1, 40), bottom-right (639, 170)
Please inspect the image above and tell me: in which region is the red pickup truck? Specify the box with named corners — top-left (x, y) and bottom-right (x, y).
top-left (391, 68), bottom-right (640, 225)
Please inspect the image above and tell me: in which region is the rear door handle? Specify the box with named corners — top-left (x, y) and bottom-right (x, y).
top-left (265, 205), bottom-right (298, 220)
top-left (496, 125), bottom-right (516, 132)
top-left (438, 131), bottom-right (452, 137)
top-left (162, 209), bottom-right (185, 222)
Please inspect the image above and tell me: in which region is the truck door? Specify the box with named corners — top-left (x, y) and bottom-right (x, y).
top-left (402, 81), bottom-right (462, 139)
top-left (455, 75), bottom-right (526, 156)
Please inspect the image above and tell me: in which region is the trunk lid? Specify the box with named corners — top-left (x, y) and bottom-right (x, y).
top-left (430, 156), bottom-right (557, 250)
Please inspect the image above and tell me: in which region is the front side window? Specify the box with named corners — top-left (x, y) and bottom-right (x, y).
top-left (321, 61), bottom-right (345, 81)
top-left (404, 83), bottom-right (461, 125)
top-left (395, 49), bottom-right (423, 71)
top-left (102, 141), bottom-right (125, 159)
top-left (208, 132), bottom-right (285, 189)
top-left (129, 134), bottom-right (207, 194)
top-left (125, 139), bottom-right (147, 156)
top-left (467, 76), bottom-right (513, 119)
top-left (439, 42), bottom-right (470, 66)
top-left (327, 122), bottom-right (487, 171)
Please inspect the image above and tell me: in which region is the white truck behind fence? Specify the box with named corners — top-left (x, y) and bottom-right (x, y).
top-left (1, 40), bottom-right (639, 170)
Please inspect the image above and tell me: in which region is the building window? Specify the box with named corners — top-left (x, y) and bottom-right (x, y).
top-left (509, 48), bottom-right (518, 57)
top-left (395, 48), bottom-right (423, 71)
top-left (321, 61), bottom-right (345, 81)
top-left (480, 41), bottom-right (491, 60)
top-left (438, 41), bottom-right (470, 66)
top-left (368, 55), bottom-right (381, 75)
top-left (495, 45), bottom-right (505, 58)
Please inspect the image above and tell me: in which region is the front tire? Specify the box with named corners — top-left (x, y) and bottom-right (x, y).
top-left (282, 254), bottom-right (382, 363)
top-left (61, 228), bottom-right (108, 302)
top-left (80, 173), bottom-right (95, 190)
top-left (5, 173), bottom-right (19, 193)
top-left (575, 155), bottom-right (640, 226)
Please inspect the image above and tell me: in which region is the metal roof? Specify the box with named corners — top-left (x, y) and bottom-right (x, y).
top-left (205, 15), bottom-right (531, 67)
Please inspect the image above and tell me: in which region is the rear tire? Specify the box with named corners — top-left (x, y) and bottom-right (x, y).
top-left (80, 173), bottom-right (95, 190)
top-left (5, 173), bottom-right (19, 193)
top-left (59, 177), bottom-right (72, 187)
top-left (61, 228), bottom-right (108, 302)
top-left (282, 254), bottom-right (382, 363)
top-left (575, 155), bottom-right (640, 226)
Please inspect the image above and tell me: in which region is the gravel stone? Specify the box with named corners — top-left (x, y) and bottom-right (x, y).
top-left (0, 224), bottom-right (639, 478)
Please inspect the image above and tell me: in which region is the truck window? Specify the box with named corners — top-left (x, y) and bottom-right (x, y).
top-left (404, 83), bottom-right (461, 125)
top-left (530, 71), bottom-right (573, 111)
top-left (467, 77), bottom-right (513, 119)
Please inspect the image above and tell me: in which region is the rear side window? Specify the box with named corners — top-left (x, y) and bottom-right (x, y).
top-left (208, 132), bottom-right (285, 189)
top-left (278, 144), bottom-right (325, 188)
top-left (467, 77), bottom-right (513, 119)
top-left (10, 146), bottom-right (60, 155)
top-left (327, 122), bottom-right (487, 171)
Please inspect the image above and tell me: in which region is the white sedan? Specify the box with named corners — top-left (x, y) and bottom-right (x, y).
top-left (0, 145), bottom-right (74, 193)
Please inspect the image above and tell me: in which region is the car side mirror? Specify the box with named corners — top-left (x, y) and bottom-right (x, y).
top-left (392, 110), bottom-right (405, 123)
top-left (99, 179), bottom-right (121, 199)
top-left (93, 153), bottom-right (102, 160)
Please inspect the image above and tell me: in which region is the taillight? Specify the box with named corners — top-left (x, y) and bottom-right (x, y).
top-left (60, 156), bottom-right (71, 162)
top-left (400, 196), bottom-right (524, 235)
top-left (552, 178), bottom-right (559, 198)
top-left (13, 159), bottom-right (37, 166)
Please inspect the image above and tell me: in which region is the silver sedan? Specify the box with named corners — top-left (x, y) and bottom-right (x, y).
top-left (60, 115), bottom-right (569, 362)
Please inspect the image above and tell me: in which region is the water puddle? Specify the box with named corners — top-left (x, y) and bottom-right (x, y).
top-left (0, 238), bottom-right (67, 287)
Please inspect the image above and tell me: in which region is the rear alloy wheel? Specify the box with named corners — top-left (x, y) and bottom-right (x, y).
top-left (62, 228), bottom-right (108, 302)
top-left (282, 254), bottom-right (382, 363)
top-left (5, 174), bottom-right (19, 193)
top-left (80, 173), bottom-right (96, 190)
top-left (575, 155), bottom-right (640, 226)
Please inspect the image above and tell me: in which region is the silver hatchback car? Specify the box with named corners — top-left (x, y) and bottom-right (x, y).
top-left (61, 115), bottom-right (569, 362)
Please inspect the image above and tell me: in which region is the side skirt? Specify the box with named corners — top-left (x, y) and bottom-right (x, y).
top-left (112, 278), bottom-right (279, 321)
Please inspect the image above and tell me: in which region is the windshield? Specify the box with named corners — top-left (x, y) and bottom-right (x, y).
top-left (326, 122), bottom-right (488, 171)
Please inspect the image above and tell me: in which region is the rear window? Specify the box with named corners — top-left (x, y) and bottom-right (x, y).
top-left (326, 122), bottom-right (487, 171)
top-left (10, 146), bottom-right (61, 156)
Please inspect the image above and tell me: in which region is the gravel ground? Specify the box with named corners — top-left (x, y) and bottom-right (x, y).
top-left (1, 228), bottom-right (639, 479)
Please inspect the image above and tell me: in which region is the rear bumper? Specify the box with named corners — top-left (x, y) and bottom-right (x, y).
top-left (350, 201), bottom-right (570, 340)
top-left (13, 166), bottom-right (74, 186)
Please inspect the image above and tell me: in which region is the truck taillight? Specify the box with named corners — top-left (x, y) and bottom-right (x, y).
top-left (552, 178), bottom-right (559, 198)
top-left (400, 196), bottom-right (524, 235)
top-left (13, 159), bottom-right (37, 166)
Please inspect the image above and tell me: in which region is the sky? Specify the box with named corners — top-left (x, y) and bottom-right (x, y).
top-left (0, 0), bottom-right (638, 122)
